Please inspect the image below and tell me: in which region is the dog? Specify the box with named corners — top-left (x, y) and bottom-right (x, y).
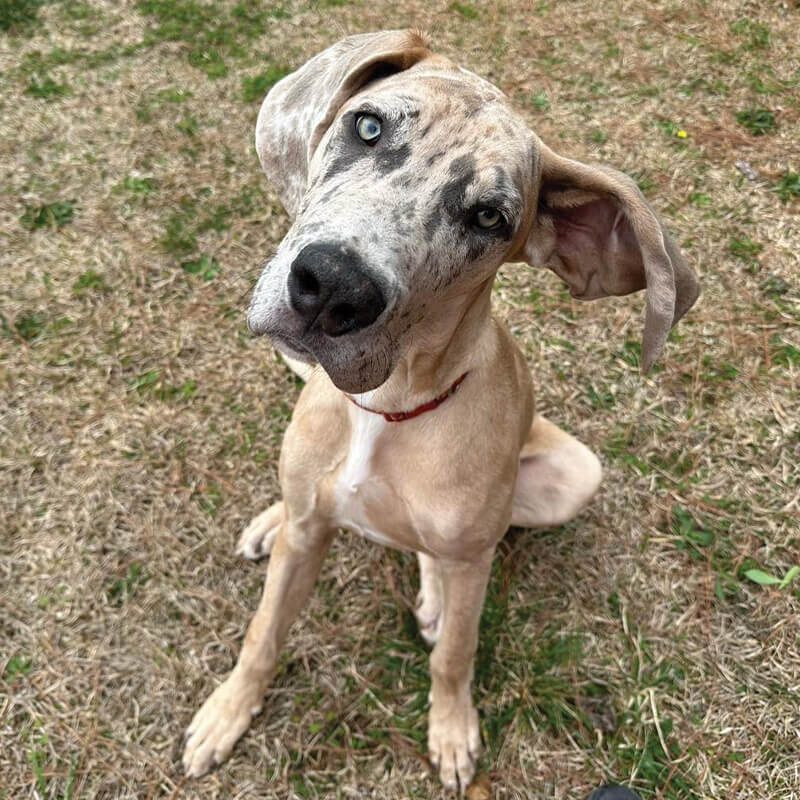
top-left (182, 30), bottom-right (699, 792)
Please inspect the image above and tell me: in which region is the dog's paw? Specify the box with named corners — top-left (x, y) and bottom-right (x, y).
top-left (428, 702), bottom-right (481, 794)
top-left (415, 589), bottom-right (443, 646)
top-left (182, 673), bottom-right (264, 777)
top-left (236, 502), bottom-right (284, 560)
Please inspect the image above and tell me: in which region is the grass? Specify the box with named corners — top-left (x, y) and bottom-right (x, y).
top-left (735, 107), bottom-right (776, 136)
top-left (136, 0), bottom-right (272, 77)
top-left (241, 65), bottom-right (291, 102)
top-left (20, 199), bottom-right (75, 230)
top-left (0, 0), bottom-right (42, 32)
top-left (1, 2), bottom-right (799, 799)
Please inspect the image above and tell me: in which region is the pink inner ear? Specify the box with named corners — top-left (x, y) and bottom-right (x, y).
top-left (549, 199), bottom-right (646, 298)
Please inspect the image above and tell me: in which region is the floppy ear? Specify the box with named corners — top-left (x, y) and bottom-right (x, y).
top-left (255, 30), bottom-right (431, 218)
top-left (523, 143), bottom-right (700, 372)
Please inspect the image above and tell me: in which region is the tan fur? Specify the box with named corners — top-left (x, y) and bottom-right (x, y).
top-left (183, 30), bottom-right (698, 794)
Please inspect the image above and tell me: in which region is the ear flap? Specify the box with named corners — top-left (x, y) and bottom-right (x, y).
top-left (523, 144), bottom-right (700, 372)
top-left (255, 30), bottom-right (431, 218)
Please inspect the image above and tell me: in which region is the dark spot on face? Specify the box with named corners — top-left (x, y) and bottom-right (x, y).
top-left (424, 209), bottom-right (442, 240)
top-left (324, 148), bottom-right (364, 182)
top-left (375, 142), bottom-right (411, 174)
top-left (317, 183), bottom-right (343, 207)
top-left (420, 121), bottom-right (434, 138)
top-left (426, 150), bottom-right (446, 168)
top-left (464, 235), bottom-right (490, 264)
top-left (423, 155), bottom-right (475, 240)
top-left (441, 155), bottom-right (476, 221)
top-left (391, 174), bottom-right (414, 189)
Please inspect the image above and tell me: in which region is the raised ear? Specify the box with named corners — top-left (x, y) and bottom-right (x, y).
top-left (523, 143), bottom-right (700, 372)
top-left (255, 30), bottom-right (431, 218)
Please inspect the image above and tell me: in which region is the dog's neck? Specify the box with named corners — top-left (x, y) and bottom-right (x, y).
top-left (348, 278), bottom-right (494, 413)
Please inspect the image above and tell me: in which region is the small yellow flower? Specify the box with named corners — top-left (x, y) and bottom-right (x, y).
top-left (676, 129), bottom-right (688, 138)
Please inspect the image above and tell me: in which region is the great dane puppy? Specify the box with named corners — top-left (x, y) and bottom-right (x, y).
top-left (182, 30), bottom-right (699, 792)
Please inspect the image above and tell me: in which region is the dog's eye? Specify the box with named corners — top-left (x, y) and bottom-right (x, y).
top-left (355, 114), bottom-right (382, 145)
top-left (472, 207), bottom-right (505, 231)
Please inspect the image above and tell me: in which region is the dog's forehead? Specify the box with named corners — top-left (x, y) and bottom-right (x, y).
top-left (350, 71), bottom-right (534, 170)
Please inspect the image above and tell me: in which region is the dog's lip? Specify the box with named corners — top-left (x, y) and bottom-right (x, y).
top-left (269, 331), bottom-right (313, 358)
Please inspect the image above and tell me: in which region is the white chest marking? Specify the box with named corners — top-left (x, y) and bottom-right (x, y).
top-left (338, 397), bottom-right (386, 492)
top-left (334, 397), bottom-right (394, 546)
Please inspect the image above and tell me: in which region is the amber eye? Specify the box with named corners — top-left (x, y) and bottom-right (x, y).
top-left (355, 114), bottom-right (382, 144)
top-left (473, 207), bottom-right (505, 230)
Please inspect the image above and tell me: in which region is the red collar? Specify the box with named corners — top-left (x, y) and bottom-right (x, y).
top-left (344, 372), bottom-right (468, 423)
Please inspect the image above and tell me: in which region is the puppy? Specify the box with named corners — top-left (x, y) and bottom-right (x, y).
top-left (183, 30), bottom-right (699, 793)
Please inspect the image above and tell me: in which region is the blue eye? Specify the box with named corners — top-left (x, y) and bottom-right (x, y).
top-left (355, 114), bottom-right (382, 144)
top-left (472, 207), bottom-right (505, 231)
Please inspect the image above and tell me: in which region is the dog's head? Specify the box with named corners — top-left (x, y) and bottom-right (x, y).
top-left (248, 30), bottom-right (699, 393)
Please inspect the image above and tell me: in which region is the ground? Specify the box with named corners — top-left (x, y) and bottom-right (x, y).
top-left (1, 1), bottom-right (799, 798)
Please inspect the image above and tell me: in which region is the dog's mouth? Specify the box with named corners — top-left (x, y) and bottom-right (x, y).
top-left (268, 331), bottom-right (315, 363)
top-left (265, 326), bottom-right (393, 394)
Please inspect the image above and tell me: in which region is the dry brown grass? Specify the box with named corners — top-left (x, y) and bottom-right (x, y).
top-left (1, 1), bottom-right (799, 798)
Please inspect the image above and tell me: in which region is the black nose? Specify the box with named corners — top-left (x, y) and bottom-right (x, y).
top-left (287, 243), bottom-right (386, 337)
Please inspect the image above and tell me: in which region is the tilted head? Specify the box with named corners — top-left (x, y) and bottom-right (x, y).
top-left (248, 30), bottom-right (699, 393)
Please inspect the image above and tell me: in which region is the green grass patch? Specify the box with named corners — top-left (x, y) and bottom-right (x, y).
top-left (729, 18), bottom-right (770, 50)
top-left (688, 191), bottom-right (711, 207)
top-left (760, 275), bottom-right (789, 298)
top-left (137, 0), bottom-right (270, 78)
top-left (105, 562), bottom-right (149, 606)
top-left (21, 199), bottom-right (75, 230)
top-left (73, 269), bottom-right (106, 293)
top-left (3, 311), bottom-right (46, 341)
top-left (122, 175), bottom-right (158, 195)
top-left (528, 90), bottom-right (550, 111)
top-left (176, 113), bottom-right (199, 136)
top-left (0, 0), bottom-right (43, 32)
top-left (241, 65), bottom-right (291, 102)
top-left (736, 107), bottom-right (776, 135)
top-left (61, 0), bottom-right (94, 20)
top-left (450, 1), bottom-right (478, 19)
top-left (136, 86), bottom-right (193, 122)
top-left (182, 252), bottom-right (221, 280)
top-left (770, 335), bottom-right (799, 367)
top-left (665, 505), bottom-right (769, 603)
top-left (196, 481), bottom-right (224, 515)
top-left (159, 184), bottom-right (264, 259)
top-left (612, 718), bottom-right (697, 799)
top-left (127, 369), bottom-right (198, 402)
top-left (728, 236), bottom-right (763, 264)
top-left (25, 75), bottom-right (70, 99)
top-left (743, 566), bottom-right (799, 589)
top-left (4, 653), bottom-right (33, 680)
top-left (774, 170), bottom-right (800, 203)
top-left (161, 197), bottom-right (199, 255)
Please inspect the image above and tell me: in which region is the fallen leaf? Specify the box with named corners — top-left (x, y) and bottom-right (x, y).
top-left (465, 772), bottom-right (491, 799)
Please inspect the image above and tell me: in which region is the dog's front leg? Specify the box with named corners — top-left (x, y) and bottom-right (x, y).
top-left (427, 547), bottom-right (494, 793)
top-left (183, 517), bottom-right (334, 777)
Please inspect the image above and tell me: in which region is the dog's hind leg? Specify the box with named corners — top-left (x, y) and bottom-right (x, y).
top-left (236, 501), bottom-right (284, 560)
top-left (183, 517), bottom-right (334, 777)
top-left (511, 415), bottom-right (602, 528)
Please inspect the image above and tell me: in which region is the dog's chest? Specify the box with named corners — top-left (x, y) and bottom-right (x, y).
top-left (332, 406), bottom-right (419, 550)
